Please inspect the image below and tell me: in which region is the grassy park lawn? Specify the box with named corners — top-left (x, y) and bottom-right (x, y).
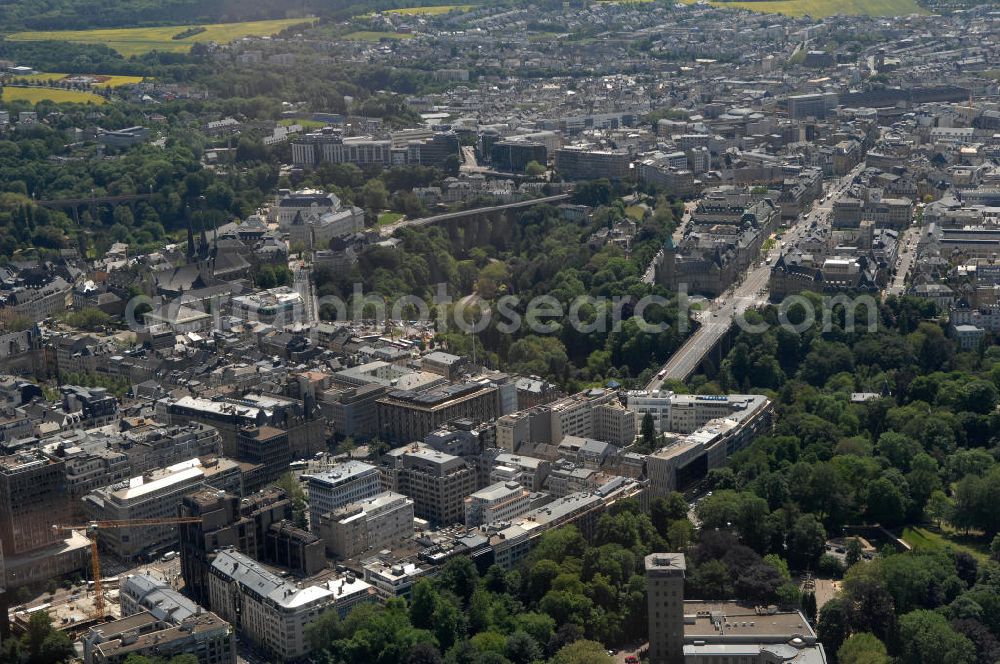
top-left (1, 86), bottom-right (105, 104)
top-left (8, 18), bottom-right (313, 57)
top-left (625, 205), bottom-right (647, 221)
top-left (901, 526), bottom-right (990, 562)
top-left (377, 211), bottom-right (406, 226)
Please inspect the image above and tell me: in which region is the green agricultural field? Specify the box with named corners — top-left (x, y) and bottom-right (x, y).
top-left (679, 0), bottom-right (924, 16)
top-left (16, 72), bottom-right (68, 83)
top-left (1, 86), bottom-right (105, 104)
top-left (384, 5), bottom-right (474, 14)
top-left (15, 72), bottom-right (144, 88)
top-left (7, 18), bottom-right (314, 58)
top-left (341, 31), bottom-right (415, 41)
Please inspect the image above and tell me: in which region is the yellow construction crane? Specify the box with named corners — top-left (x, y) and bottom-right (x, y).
top-left (52, 518), bottom-right (203, 620)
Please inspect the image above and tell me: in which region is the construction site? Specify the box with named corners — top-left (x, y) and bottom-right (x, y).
top-left (6, 520), bottom-right (190, 640)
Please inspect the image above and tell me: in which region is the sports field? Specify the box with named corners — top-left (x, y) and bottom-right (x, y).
top-left (1, 86), bottom-right (105, 104)
top-left (279, 118), bottom-right (327, 129)
top-left (384, 5), bottom-right (473, 14)
top-left (7, 18), bottom-right (313, 57)
top-left (14, 73), bottom-right (144, 88)
top-left (680, 0), bottom-right (924, 16)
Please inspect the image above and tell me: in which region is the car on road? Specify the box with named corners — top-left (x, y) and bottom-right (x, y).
top-left (626, 656), bottom-right (639, 663)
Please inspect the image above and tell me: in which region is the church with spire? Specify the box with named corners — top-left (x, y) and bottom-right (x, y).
top-left (154, 218), bottom-right (250, 298)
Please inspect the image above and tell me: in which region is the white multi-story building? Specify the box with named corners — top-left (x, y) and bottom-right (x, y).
top-left (625, 389), bottom-right (674, 434)
top-left (465, 481), bottom-right (531, 527)
top-left (593, 401), bottom-right (637, 446)
top-left (209, 549), bottom-right (374, 661)
top-left (498, 388), bottom-right (636, 449)
top-left (491, 478), bottom-right (645, 570)
top-left (362, 559), bottom-right (428, 601)
top-left (666, 394), bottom-right (763, 434)
top-left (306, 460), bottom-right (381, 530)
top-left (230, 287), bottom-right (304, 325)
top-left (646, 395), bottom-right (773, 497)
top-left (379, 444), bottom-right (477, 525)
top-left (290, 131), bottom-right (400, 168)
top-left (488, 452), bottom-right (551, 491)
top-left (90, 575), bottom-right (236, 664)
top-left (315, 490), bottom-right (414, 559)
top-left (82, 457), bottom-right (241, 560)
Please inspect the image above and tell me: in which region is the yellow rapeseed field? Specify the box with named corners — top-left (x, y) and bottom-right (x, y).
top-left (16, 73), bottom-right (144, 88)
top-left (7, 18), bottom-right (314, 58)
top-left (1, 86), bottom-right (105, 105)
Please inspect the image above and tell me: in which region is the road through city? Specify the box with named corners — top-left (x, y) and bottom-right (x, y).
top-left (646, 163), bottom-right (866, 386)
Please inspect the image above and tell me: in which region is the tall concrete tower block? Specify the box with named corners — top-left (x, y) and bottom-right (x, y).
top-left (645, 552), bottom-right (686, 664)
